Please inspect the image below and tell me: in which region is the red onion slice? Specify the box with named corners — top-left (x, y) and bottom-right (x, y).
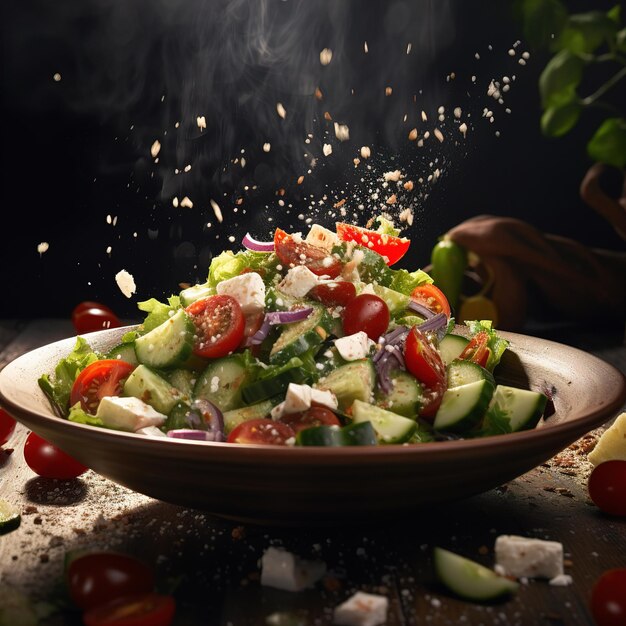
top-left (242, 233), bottom-right (275, 252)
top-left (416, 312), bottom-right (447, 334)
top-left (246, 307), bottom-right (314, 346)
top-left (167, 429), bottom-right (214, 441)
top-left (407, 299), bottom-right (435, 319)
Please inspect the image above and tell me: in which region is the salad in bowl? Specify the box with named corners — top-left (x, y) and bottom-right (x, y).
top-left (38, 219), bottom-right (548, 447)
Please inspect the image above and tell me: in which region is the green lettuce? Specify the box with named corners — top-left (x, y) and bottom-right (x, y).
top-left (67, 404), bottom-right (106, 427)
top-left (387, 268), bottom-right (433, 295)
top-left (207, 250), bottom-right (280, 290)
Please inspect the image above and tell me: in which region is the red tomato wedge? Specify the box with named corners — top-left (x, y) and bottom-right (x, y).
top-left (274, 228), bottom-right (342, 278)
top-left (70, 360), bottom-right (135, 414)
top-left (411, 284), bottom-right (451, 318)
top-left (336, 222), bottom-right (410, 265)
top-left (185, 295), bottom-right (245, 359)
top-left (458, 331), bottom-right (490, 368)
top-left (83, 593), bottom-right (175, 626)
top-left (227, 418), bottom-right (295, 445)
top-left (404, 327), bottom-right (447, 418)
top-left (279, 406), bottom-right (342, 434)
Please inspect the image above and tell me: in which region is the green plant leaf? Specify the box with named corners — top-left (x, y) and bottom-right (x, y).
top-left (539, 49), bottom-right (585, 108)
top-left (541, 100), bottom-right (582, 137)
top-left (587, 117), bottom-right (626, 169)
top-left (517, 0), bottom-right (568, 51)
top-left (607, 5), bottom-right (621, 24)
top-left (557, 11), bottom-right (619, 54)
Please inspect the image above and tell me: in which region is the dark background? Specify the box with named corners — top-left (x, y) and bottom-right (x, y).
top-left (1, 0), bottom-right (623, 321)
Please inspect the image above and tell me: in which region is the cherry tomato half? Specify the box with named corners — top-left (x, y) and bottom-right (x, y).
top-left (274, 228), bottom-right (342, 278)
top-left (336, 222), bottom-right (410, 265)
top-left (279, 405), bottom-right (342, 434)
top-left (404, 327), bottom-right (447, 418)
top-left (72, 302), bottom-right (122, 334)
top-left (458, 331), bottom-right (490, 369)
top-left (411, 284), bottom-right (451, 318)
top-left (227, 418), bottom-right (295, 445)
top-left (0, 408), bottom-right (16, 446)
top-left (24, 432), bottom-right (88, 479)
top-left (588, 460), bottom-right (626, 516)
top-left (590, 568), bottom-right (626, 626)
top-left (308, 281), bottom-right (357, 307)
top-left (185, 295), bottom-right (245, 359)
top-left (70, 359), bottom-right (136, 415)
top-left (67, 551), bottom-right (156, 611)
top-left (342, 294), bottom-right (390, 341)
top-left (83, 593), bottom-right (175, 626)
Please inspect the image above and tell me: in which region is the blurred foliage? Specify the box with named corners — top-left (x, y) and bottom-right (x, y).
top-left (514, 1), bottom-right (626, 169)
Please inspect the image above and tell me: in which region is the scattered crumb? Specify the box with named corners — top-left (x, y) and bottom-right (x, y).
top-left (115, 269), bottom-right (136, 298)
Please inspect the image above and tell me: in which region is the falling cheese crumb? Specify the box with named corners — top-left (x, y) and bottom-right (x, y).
top-left (408, 128), bottom-right (418, 141)
top-left (323, 144), bottom-right (333, 156)
top-left (196, 116), bottom-right (206, 130)
top-left (115, 269), bottom-right (136, 299)
top-left (434, 128), bottom-right (444, 143)
top-left (263, 143), bottom-right (271, 153)
top-left (37, 242), bottom-right (49, 255)
top-left (459, 123), bottom-right (468, 138)
top-left (383, 170), bottom-right (402, 182)
top-left (385, 86), bottom-right (392, 96)
top-left (172, 197), bottom-right (179, 208)
top-left (334, 123), bottom-right (350, 142)
top-left (210, 199), bottom-right (223, 223)
top-left (276, 103), bottom-right (287, 119)
top-left (180, 196), bottom-right (193, 208)
top-left (360, 146), bottom-right (371, 159)
top-left (320, 48), bottom-right (333, 65)
top-left (150, 140), bottom-right (161, 158)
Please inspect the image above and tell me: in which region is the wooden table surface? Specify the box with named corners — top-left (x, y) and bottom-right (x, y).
top-left (1, 318), bottom-right (625, 626)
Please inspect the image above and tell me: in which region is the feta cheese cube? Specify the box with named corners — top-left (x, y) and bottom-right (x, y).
top-left (305, 224), bottom-right (339, 253)
top-left (494, 535), bottom-right (563, 579)
top-left (333, 591), bottom-right (389, 626)
top-left (334, 332), bottom-right (375, 361)
top-left (260, 546), bottom-right (326, 592)
top-left (277, 265), bottom-right (321, 298)
top-left (216, 272), bottom-right (266, 316)
top-left (95, 396), bottom-right (167, 432)
top-left (271, 383), bottom-right (338, 419)
top-left (136, 425), bottom-right (167, 437)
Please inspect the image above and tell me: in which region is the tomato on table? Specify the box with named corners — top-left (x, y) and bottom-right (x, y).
top-left (308, 281), bottom-right (357, 307)
top-left (185, 295), bottom-right (245, 359)
top-left (342, 294), bottom-right (390, 341)
top-left (67, 551), bottom-right (156, 611)
top-left (274, 228), bottom-right (342, 278)
top-left (588, 460), bottom-right (626, 516)
top-left (404, 326), bottom-right (447, 418)
top-left (0, 408), bottom-right (16, 446)
top-left (70, 359), bottom-right (136, 414)
top-left (335, 222), bottom-right (410, 265)
top-left (72, 301), bottom-right (122, 334)
top-left (590, 568), bottom-right (626, 626)
top-left (411, 284), bottom-right (451, 318)
top-left (24, 432), bottom-right (88, 479)
top-left (227, 418), bottom-right (295, 445)
top-left (83, 593), bottom-right (175, 626)
top-left (279, 406), bottom-right (342, 434)
top-left (458, 331), bottom-right (490, 368)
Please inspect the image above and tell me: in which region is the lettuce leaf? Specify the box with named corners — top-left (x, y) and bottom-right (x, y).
top-left (466, 320), bottom-right (509, 371)
top-left (37, 337), bottom-right (101, 417)
top-left (67, 404), bottom-right (106, 427)
top-left (387, 268), bottom-right (433, 295)
top-left (207, 250), bottom-right (280, 289)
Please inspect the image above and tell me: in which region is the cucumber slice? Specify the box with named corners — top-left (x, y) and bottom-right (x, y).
top-left (434, 547), bottom-right (519, 601)
top-left (295, 421), bottom-right (378, 446)
top-left (0, 499), bottom-right (21, 535)
top-left (489, 385), bottom-right (548, 432)
top-left (194, 355), bottom-right (249, 412)
top-left (369, 283), bottom-right (410, 317)
top-left (166, 368), bottom-right (197, 398)
top-left (447, 359), bottom-right (495, 389)
top-left (375, 369), bottom-right (422, 418)
top-left (433, 379), bottom-right (495, 433)
top-left (351, 399), bottom-right (417, 444)
top-left (241, 358), bottom-right (311, 405)
top-left (438, 334), bottom-right (469, 366)
top-left (134, 309), bottom-right (195, 369)
top-left (180, 282), bottom-right (214, 307)
top-left (315, 360), bottom-right (376, 411)
top-left (223, 399), bottom-right (278, 434)
top-left (123, 365), bottom-right (185, 415)
top-left (269, 305), bottom-right (334, 365)
top-left (106, 342), bottom-right (139, 367)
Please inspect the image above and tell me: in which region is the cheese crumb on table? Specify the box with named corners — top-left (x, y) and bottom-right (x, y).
top-left (260, 546), bottom-right (326, 592)
top-left (495, 535), bottom-right (563, 579)
top-left (333, 591), bottom-right (389, 626)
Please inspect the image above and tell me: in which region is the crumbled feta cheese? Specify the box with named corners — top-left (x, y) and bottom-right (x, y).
top-left (115, 269), bottom-right (136, 298)
top-left (260, 546), bottom-right (326, 592)
top-left (96, 396), bottom-right (166, 432)
top-left (334, 122), bottom-right (350, 142)
top-left (323, 143), bottom-right (333, 156)
top-left (210, 199), bottom-right (223, 223)
top-left (305, 224), bottom-right (339, 252)
top-left (216, 272), bottom-right (266, 316)
top-left (334, 332), bottom-right (375, 361)
top-left (37, 242), bottom-right (49, 255)
top-left (278, 265), bottom-right (320, 298)
top-left (320, 48), bottom-right (333, 65)
top-left (150, 140), bottom-right (161, 158)
top-left (136, 425), bottom-right (167, 437)
top-left (271, 383), bottom-right (338, 419)
top-left (495, 535), bottom-right (563, 579)
top-left (383, 170), bottom-right (402, 182)
top-left (333, 591), bottom-right (389, 626)
top-left (549, 574), bottom-right (573, 586)
top-left (276, 102), bottom-right (287, 119)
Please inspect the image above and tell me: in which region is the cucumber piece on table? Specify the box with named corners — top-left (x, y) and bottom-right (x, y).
top-left (434, 547), bottom-right (519, 601)
top-left (433, 379), bottom-right (495, 433)
top-left (351, 399), bottom-right (417, 444)
top-left (447, 359), bottom-right (495, 389)
top-left (134, 309), bottom-right (195, 369)
top-left (193, 354), bottom-right (249, 412)
top-left (123, 364), bottom-right (185, 415)
top-left (438, 333), bottom-right (469, 366)
top-left (0, 499), bottom-right (21, 535)
top-left (375, 369), bottom-right (422, 418)
top-left (315, 359), bottom-right (375, 411)
top-left (488, 385), bottom-right (548, 432)
top-left (106, 342), bottom-right (139, 367)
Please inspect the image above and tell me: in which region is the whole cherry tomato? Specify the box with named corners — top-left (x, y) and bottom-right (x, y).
top-left (590, 568), bottom-right (626, 626)
top-left (67, 551), bottom-right (156, 611)
top-left (588, 460), bottom-right (626, 516)
top-left (72, 301), bottom-right (122, 334)
top-left (24, 432), bottom-right (88, 479)
top-left (0, 408), bottom-right (16, 446)
top-left (342, 294), bottom-right (390, 341)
